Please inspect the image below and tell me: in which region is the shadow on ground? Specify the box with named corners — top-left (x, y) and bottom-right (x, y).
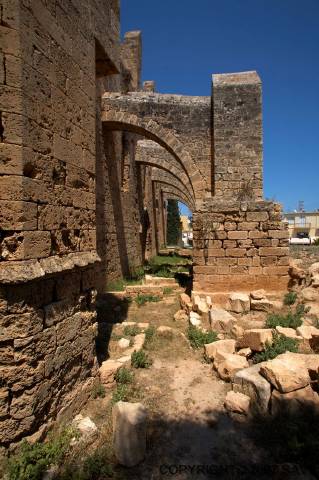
top-left (57, 400), bottom-right (319, 480)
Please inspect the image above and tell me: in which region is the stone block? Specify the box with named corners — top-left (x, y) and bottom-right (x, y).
top-left (233, 362), bottom-right (271, 413)
top-left (239, 329), bottom-right (273, 352)
top-left (204, 339), bottom-right (236, 360)
top-left (113, 401), bottom-right (147, 467)
top-left (260, 357), bottom-right (310, 393)
top-left (227, 292), bottom-right (250, 313)
top-left (210, 308), bottom-right (237, 333)
top-left (216, 354), bottom-right (249, 382)
top-left (224, 390), bottom-right (250, 414)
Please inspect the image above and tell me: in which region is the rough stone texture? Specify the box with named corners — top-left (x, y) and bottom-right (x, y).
top-left (233, 363), bottom-right (271, 414)
top-left (239, 329), bottom-right (273, 352)
top-left (210, 308), bottom-right (237, 333)
top-left (0, 0), bottom-right (289, 447)
top-left (260, 357), bottom-right (310, 393)
top-left (227, 292), bottom-right (250, 313)
top-left (192, 201), bottom-right (289, 293)
top-left (225, 391), bottom-right (250, 414)
top-left (216, 354), bottom-right (249, 382)
top-left (112, 401), bottom-right (147, 467)
top-left (204, 339), bottom-right (236, 360)
top-left (271, 385), bottom-right (319, 416)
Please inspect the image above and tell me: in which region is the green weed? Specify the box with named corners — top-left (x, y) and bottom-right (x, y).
top-left (253, 332), bottom-right (298, 363)
top-left (92, 383), bottom-right (106, 399)
top-left (135, 294), bottom-right (160, 306)
top-left (114, 367), bottom-right (134, 385)
top-left (131, 350), bottom-right (152, 368)
top-left (283, 291), bottom-right (297, 306)
top-left (187, 326), bottom-right (218, 349)
top-left (6, 428), bottom-right (74, 480)
top-left (111, 384), bottom-right (130, 404)
top-left (123, 324), bottom-right (141, 337)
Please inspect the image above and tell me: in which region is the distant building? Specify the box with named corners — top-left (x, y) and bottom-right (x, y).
top-left (283, 210), bottom-right (319, 243)
top-left (180, 215), bottom-right (193, 247)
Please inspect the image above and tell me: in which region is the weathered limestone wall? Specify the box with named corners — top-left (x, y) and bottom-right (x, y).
top-left (212, 72), bottom-right (263, 200)
top-left (0, 0), bottom-right (154, 448)
top-left (193, 200), bottom-right (289, 292)
top-left (0, 266), bottom-right (97, 447)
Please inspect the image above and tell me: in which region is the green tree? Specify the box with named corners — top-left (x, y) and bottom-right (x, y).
top-left (166, 199), bottom-right (181, 245)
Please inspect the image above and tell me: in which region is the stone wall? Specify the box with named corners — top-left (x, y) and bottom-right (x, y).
top-left (0, 0), bottom-right (155, 448)
top-left (0, 264), bottom-right (97, 447)
top-left (193, 200), bottom-right (290, 292)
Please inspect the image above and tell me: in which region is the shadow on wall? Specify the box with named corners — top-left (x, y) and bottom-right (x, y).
top-left (95, 292), bottom-right (131, 364)
top-left (53, 400), bottom-right (319, 479)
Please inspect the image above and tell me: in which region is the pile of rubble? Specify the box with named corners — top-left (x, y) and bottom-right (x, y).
top-left (175, 258), bottom-right (319, 417)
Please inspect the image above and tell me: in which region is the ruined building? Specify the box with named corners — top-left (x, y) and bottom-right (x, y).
top-left (0, 0), bottom-right (289, 446)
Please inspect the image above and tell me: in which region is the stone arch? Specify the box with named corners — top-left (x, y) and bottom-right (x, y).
top-left (135, 140), bottom-right (194, 204)
top-left (160, 186), bottom-right (194, 213)
top-left (102, 110), bottom-right (203, 202)
top-left (151, 171), bottom-right (195, 212)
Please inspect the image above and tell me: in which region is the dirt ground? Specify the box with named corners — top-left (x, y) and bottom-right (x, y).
top-left (77, 294), bottom-right (316, 480)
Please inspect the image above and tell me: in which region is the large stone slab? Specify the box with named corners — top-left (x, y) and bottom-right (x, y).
top-left (210, 308), bottom-right (237, 333)
top-left (204, 339), bottom-right (236, 361)
top-left (260, 357), bottom-right (310, 393)
top-left (233, 363), bottom-right (271, 413)
top-left (271, 385), bottom-right (319, 415)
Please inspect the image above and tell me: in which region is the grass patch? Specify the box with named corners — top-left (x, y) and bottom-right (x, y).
top-left (163, 287), bottom-right (173, 295)
top-left (187, 326), bottom-right (218, 349)
top-left (283, 291), bottom-right (297, 306)
top-left (111, 384), bottom-right (130, 404)
top-left (131, 350), bottom-right (152, 368)
top-left (148, 254), bottom-right (190, 267)
top-left (123, 324), bottom-right (141, 337)
top-left (266, 303), bottom-right (309, 329)
top-left (5, 428), bottom-right (74, 480)
top-left (92, 383), bottom-right (106, 399)
top-left (114, 367), bottom-right (134, 385)
top-left (135, 294), bottom-right (161, 306)
top-left (106, 278), bottom-right (143, 292)
top-left (144, 325), bottom-right (156, 344)
top-left (253, 332), bottom-right (299, 363)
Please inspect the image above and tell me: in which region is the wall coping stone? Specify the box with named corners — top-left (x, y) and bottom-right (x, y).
top-left (0, 252), bottom-right (101, 284)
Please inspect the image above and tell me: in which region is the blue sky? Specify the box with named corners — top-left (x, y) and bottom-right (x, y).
top-left (121, 0), bottom-right (319, 215)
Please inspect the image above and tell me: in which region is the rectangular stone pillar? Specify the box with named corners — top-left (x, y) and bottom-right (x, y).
top-left (212, 71), bottom-right (263, 200)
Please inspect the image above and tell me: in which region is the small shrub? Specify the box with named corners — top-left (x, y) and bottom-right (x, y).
top-left (135, 294), bottom-right (160, 306)
top-left (313, 238), bottom-right (319, 246)
top-left (92, 383), bottom-right (106, 399)
top-left (131, 350), bottom-right (152, 368)
top-left (144, 325), bottom-right (156, 343)
top-left (187, 326), bottom-right (218, 349)
top-left (265, 303), bottom-right (308, 330)
top-left (163, 287), bottom-right (173, 295)
top-left (123, 324), bottom-right (141, 337)
top-left (6, 429), bottom-right (74, 480)
top-left (128, 264), bottom-right (145, 281)
top-left (283, 291), bottom-right (297, 306)
top-left (111, 384), bottom-right (130, 404)
top-left (115, 367), bottom-right (134, 384)
top-left (253, 332), bottom-right (298, 363)
top-left (81, 451), bottom-right (113, 480)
